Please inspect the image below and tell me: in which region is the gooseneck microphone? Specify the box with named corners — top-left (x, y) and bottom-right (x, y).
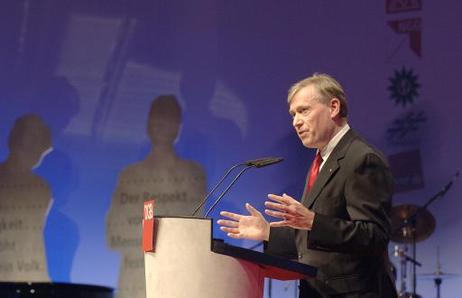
top-left (204, 165), bottom-right (254, 217)
top-left (191, 162), bottom-right (246, 216)
top-left (204, 157), bottom-right (283, 217)
top-left (190, 157), bottom-right (283, 217)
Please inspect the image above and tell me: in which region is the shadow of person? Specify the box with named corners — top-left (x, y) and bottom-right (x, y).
top-left (0, 114), bottom-right (52, 281)
top-left (177, 72), bottom-right (244, 220)
top-left (30, 76), bottom-right (81, 282)
top-left (106, 95), bottom-right (207, 298)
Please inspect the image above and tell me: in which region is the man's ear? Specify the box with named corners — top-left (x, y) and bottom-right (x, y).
top-left (329, 98), bottom-right (341, 119)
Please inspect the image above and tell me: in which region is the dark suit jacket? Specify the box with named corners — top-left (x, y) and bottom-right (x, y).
top-left (265, 129), bottom-right (397, 298)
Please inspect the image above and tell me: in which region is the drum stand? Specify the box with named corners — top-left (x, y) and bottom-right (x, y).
top-left (394, 244), bottom-right (421, 297)
top-left (392, 172), bottom-right (459, 298)
top-left (431, 247), bottom-right (444, 298)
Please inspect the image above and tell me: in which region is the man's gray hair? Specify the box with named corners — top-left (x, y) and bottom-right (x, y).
top-left (287, 73), bottom-right (348, 118)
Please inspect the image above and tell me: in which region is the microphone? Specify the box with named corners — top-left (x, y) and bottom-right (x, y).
top-left (245, 157), bottom-right (284, 168)
top-left (191, 157), bottom-right (283, 216)
top-left (204, 157), bottom-right (284, 217)
top-left (191, 161), bottom-right (246, 216)
top-left (440, 171), bottom-right (460, 195)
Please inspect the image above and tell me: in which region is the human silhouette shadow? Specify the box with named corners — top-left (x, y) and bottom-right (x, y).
top-left (31, 76), bottom-right (80, 282)
top-left (0, 114), bottom-right (52, 281)
top-left (106, 95), bottom-right (207, 298)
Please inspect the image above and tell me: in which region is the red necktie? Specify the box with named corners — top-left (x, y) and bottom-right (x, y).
top-left (306, 152), bottom-right (323, 193)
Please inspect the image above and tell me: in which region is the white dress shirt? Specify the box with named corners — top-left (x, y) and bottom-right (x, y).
top-left (319, 124), bottom-right (350, 170)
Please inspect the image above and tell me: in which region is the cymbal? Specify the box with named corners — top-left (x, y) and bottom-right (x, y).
top-left (390, 204), bottom-right (436, 243)
top-left (418, 272), bottom-right (460, 280)
top-left (399, 293), bottom-right (422, 298)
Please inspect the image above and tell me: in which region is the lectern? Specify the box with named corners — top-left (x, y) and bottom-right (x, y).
top-left (143, 217), bottom-right (316, 298)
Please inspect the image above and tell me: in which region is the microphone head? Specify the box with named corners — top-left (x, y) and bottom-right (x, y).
top-left (245, 157), bottom-right (284, 168)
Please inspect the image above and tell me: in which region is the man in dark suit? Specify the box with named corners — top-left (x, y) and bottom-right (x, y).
top-left (217, 73), bottom-right (397, 297)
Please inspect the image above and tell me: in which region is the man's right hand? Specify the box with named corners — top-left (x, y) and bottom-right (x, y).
top-left (217, 203), bottom-right (270, 241)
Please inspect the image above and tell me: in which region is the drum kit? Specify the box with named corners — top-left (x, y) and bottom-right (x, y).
top-left (389, 172), bottom-right (460, 298)
top-left (390, 203), bottom-right (459, 298)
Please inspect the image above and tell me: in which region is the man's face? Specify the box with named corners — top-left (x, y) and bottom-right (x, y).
top-left (289, 85), bottom-right (337, 149)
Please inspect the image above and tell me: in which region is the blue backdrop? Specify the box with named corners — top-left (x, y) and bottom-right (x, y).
top-left (0, 1), bottom-right (461, 297)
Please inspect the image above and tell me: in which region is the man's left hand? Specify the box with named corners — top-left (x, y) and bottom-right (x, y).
top-left (265, 193), bottom-right (315, 230)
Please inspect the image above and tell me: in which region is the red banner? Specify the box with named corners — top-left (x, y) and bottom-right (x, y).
top-left (386, 0), bottom-right (422, 14)
top-left (388, 18), bottom-right (422, 57)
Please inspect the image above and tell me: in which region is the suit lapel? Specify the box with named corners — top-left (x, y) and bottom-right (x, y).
top-left (302, 129), bottom-right (357, 209)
